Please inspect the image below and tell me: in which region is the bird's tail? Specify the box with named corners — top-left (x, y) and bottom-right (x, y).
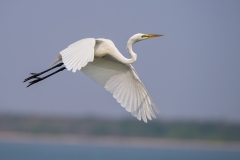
top-left (49, 54), bottom-right (62, 68)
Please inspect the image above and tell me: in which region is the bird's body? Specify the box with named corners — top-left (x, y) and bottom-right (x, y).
top-left (95, 39), bottom-right (119, 57)
top-left (24, 33), bottom-right (163, 123)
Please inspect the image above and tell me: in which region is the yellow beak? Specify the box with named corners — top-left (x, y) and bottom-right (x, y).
top-left (148, 34), bottom-right (164, 38)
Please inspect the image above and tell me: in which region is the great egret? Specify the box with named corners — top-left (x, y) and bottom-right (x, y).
top-left (24, 33), bottom-right (163, 123)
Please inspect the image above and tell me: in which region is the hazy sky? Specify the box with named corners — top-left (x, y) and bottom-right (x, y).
top-left (1, 1), bottom-right (240, 122)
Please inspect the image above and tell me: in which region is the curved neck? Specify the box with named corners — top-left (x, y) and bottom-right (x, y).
top-left (108, 37), bottom-right (137, 64)
top-left (125, 38), bottom-right (137, 64)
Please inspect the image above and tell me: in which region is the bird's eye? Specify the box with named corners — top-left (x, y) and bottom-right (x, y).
top-left (141, 35), bottom-right (147, 38)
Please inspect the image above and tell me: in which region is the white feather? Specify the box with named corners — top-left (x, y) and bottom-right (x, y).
top-left (60, 38), bottom-right (95, 72)
top-left (81, 57), bottom-right (159, 123)
top-left (58, 34), bottom-right (161, 123)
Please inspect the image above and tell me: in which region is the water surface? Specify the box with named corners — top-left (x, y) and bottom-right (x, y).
top-left (0, 142), bottom-right (239, 160)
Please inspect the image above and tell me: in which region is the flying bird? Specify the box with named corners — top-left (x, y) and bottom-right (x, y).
top-left (24, 33), bottom-right (163, 122)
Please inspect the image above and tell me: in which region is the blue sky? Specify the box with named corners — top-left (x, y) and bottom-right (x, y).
top-left (0, 1), bottom-right (240, 122)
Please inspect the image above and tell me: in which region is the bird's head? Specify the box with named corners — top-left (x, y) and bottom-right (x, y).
top-left (129, 33), bottom-right (163, 43)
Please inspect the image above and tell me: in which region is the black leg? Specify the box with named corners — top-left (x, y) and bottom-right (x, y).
top-left (23, 62), bottom-right (64, 83)
top-left (27, 67), bottom-right (66, 88)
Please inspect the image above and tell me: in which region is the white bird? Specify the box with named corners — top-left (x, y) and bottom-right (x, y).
top-left (24, 33), bottom-right (163, 123)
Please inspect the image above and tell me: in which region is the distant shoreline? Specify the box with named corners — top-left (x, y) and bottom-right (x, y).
top-left (0, 131), bottom-right (240, 151)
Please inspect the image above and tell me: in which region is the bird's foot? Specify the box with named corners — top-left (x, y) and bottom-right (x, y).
top-left (23, 73), bottom-right (40, 83)
top-left (24, 62), bottom-right (65, 83)
top-left (26, 77), bottom-right (43, 88)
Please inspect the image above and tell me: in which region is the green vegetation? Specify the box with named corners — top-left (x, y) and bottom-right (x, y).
top-left (0, 114), bottom-right (240, 141)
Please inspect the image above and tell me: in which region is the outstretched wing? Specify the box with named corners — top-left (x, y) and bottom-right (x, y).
top-left (60, 38), bottom-right (96, 72)
top-left (81, 57), bottom-right (160, 123)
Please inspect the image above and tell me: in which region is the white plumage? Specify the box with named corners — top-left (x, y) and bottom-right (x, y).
top-left (60, 38), bottom-right (96, 72)
top-left (60, 34), bottom-right (162, 122)
top-left (24, 33), bottom-right (163, 123)
top-left (82, 57), bottom-right (159, 122)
